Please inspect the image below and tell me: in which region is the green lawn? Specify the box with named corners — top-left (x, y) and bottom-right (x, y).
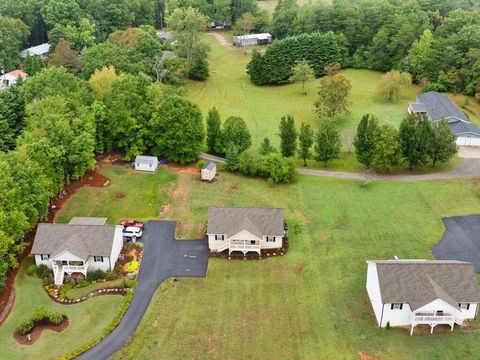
top-left (65, 278), bottom-right (125, 299)
top-left (186, 33), bottom-right (421, 149)
top-left (0, 258), bottom-right (124, 360)
top-left (55, 165), bottom-right (177, 224)
top-left (53, 165), bottom-right (480, 359)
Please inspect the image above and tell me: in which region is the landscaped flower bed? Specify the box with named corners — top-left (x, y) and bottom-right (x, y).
top-left (14, 306), bottom-right (68, 345)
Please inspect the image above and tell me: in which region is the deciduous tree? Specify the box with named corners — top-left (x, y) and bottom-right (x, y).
top-left (298, 122), bottom-right (313, 166)
top-left (222, 116), bottom-right (252, 154)
top-left (378, 70), bottom-right (412, 101)
top-left (315, 73), bottom-right (351, 118)
top-left (372, 124), bottom-right (401, 171)
top-left (290, 60), bottom-right (314, 95)
top-left (314, 120), bottom-right (341, 166)
top-left (428, 120), bottom-right (457, 167)
top-left (354, 114), bottom-right (380, 167)
top-left (279, 115), bottom-right (297, 157)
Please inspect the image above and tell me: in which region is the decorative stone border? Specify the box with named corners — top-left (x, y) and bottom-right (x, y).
top-left (44, 285), bottom-right (127, 305)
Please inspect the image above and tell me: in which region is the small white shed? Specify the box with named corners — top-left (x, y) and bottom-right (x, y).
top-left (134, 155), bottom-right (159, 172)
top-left (201, 162), bottom-right (216, 181)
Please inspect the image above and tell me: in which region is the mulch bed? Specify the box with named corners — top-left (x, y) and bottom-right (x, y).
top-left (210, 237), bottom-right (289, 260)
top-left (13, 317), bottom-right (69, 345)
top-left (116, 244), bottom-right (144, 272)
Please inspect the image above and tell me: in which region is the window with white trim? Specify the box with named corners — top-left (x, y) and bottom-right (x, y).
top-left (391, 303), bottom-right (403, 310)
top-left (215, 235), bottom-right (225, 241)
top-left (94, 256), bottom-right (104, 262)
top-left (266, 236), bottom-right (275, 242)
top-left (459, 303), bottom-right (470, 310)
top-left (40, 254), bottom-right (50, 261)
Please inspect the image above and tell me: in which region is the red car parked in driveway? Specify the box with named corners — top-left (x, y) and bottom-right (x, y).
top-left (119, 219), bottom-right (145, 229)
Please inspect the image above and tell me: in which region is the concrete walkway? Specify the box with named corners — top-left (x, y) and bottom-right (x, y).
top-left (200, 153), bottom-right (480, 181)
top-left (76, 221), bottom-right (209, 360)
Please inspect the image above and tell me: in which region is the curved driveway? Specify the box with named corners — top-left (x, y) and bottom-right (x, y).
top-left (76, 221), bottom-right (209, 360)
top-left (200, 153), bottom-right (480, 181)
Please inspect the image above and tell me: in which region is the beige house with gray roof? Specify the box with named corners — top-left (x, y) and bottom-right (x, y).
top-left (366, 259), bottom-right (480, 335)
top-left (31, 217), bottom-right (124, 285)
top-left (206, 207), bottom-right (285, 255)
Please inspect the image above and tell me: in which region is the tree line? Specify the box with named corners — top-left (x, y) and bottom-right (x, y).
top-left (267, 0), bottom-right (480, 97)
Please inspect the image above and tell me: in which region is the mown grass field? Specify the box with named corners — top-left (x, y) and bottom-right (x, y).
top-left (55, 166), bottom-right (177, 224)
top-left (0, 258), bottom-right (123, 360)
top-left (56, 165), bottom-right (480, 359)
top-left (186, 33), bottom-right (421, 150)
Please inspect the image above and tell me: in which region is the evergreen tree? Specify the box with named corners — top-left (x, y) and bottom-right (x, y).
top-left (354, 114), bottom-right (380, 167)
top-left (225, 144), bottom-right (240, 171)
top-left (206, 107), bottom-right (222, 154)
top-left (279, 115), bottom-right (297, 157)
top-left (399, 114), bottom-right (431, 168)
top-left (429, 120), bottom-right (457, 167)
top-left (259, 137), bottom-right (276, 155)
top-left (298, 122), bottom-right (314, 166)
top-left (372, 124), bottom-right (402, 172)
top-left (314, 120), bottom-right (341, 166)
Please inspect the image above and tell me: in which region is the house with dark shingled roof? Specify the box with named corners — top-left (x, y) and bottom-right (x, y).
top-left (366, 259), bottom-right (480, 335)
top-left (206, 207), bottom-right (286, 255)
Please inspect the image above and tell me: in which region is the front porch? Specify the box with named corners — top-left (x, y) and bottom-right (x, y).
top-left (52, 261), bottom-right (89, 285)
top-left (212, 236), bottom-right (289, 260)
top-left (410, 311), bottom-right (463, 335)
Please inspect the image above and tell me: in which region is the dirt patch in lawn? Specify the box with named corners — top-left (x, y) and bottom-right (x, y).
top-left (358, 351), bottom-right (377, 360)
top-left (13, 317), bottom-right (69, 345)
top-left (294, 210), bottom-right (311, 224)
top-left (116, 192), bottom-right (126, 199)
top-left (160, 173), bottom-right (191, 219)
top-left (160, 162), bottom-right (199, 175)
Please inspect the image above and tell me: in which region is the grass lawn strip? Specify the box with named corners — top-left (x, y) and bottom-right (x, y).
top-left (64, 278), bottom-right (126, 300)
top-left (0, 258), bottom-right (124, 359)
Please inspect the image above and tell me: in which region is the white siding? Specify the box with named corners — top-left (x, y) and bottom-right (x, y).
top-left (109, 226), bottom-right (124, 269)
top-left (86, 255), bottom-right (111, 271)
top-left (208, 234), bottom-right (227, 251)
top-left (135, 161), bottom-right (158, 172)
top-left (201, 167), bottom-right (216, 181)
top-left (381, 303), bottom-right (414, 327)
top-left (460, 303), bottom-right (478, 319)
top-left (51, 250), bottom-right (84, 263)
top-left (366, 262), bottom-right (384, 326)
top-left (456, 137), bottom-right (480, 146)
top-left (260, 235), bottom-right (282, 249)
top-left (34, 254), bottom-right (52, 268)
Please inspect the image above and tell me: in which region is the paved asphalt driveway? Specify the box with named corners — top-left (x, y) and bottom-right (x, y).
top-left (432, 215), bottom-right (480, 273)
top-left (76, 221), bottom-right (209, 360)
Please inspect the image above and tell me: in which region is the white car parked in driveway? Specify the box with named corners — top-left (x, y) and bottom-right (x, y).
top-left (122, 226), bottom-right (143, 242)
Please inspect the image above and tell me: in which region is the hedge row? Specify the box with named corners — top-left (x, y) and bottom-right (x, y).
top-left (247, 32), bottom-right (348, 85)
top-left (59, 291), bottom-right (133, 360)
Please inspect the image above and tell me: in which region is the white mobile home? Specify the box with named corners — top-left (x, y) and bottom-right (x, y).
top-left (207, 207), bottom-right (285, 255)
top-left (366, 259), bottom-right (480, 335)
top-left (135, 155), bottom-right (159, 172)
top-left (233, 33), bottom-right (272, 47)
top-left (201, 162), bottom-right (216, 181)
top-left (19, 43), bottom-right (51, 59)
top-left (31, 217), bottom-right (124, 285)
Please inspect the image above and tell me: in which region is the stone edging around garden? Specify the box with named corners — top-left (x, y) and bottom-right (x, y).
top-left (44, 286), bottom-right (128, 305)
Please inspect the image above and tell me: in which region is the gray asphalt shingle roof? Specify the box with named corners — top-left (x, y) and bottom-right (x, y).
top-left (203, 162), bottom-right (216, 171)
top-left (31, 223), bottom-right (117, 260)
top-left (69, 217), bottom-right (108, 225)
top-left (417, 91), bottom-right (470, 122)
top-left (135, 155), bottom-right (157, 165)
top-left (206, 207), bottom-right (284, 239)
top-left (449, 121), bottom-right (480, 137)
top-left (371, 260), bottom-right (480, 311)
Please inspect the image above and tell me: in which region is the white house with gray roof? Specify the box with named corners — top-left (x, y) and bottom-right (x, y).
top-left (207, 207), bottom-right (285, 255)
top-left (408, 91), bottom-right (480, 146)
top-left (19, 43), bottom-right (51, 59)
top-left (134, 155), bottom-right (159, 172)
top-left (366, 259), bottom-right (480, 335)
top-left (31, 217), bottom-right (124, 285)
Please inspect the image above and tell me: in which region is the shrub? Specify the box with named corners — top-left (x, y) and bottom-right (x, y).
top-left (59, 283), bottom-right (74, 299)
top-left (31, 306), bottom-right (48, 321)
top-left (48, 312), bottom-right (65, 325)
top-left (125, 278), bottom-right (137, 288)
top-left (27, 264), bottom-right (38, 277)
top-left (86, 270), bottom-right (107, 281)
top-left (258, 153), bottom-right (299, 184)
top-left (36, 264), bottom-right (50, 278)
top-left (77, 279), bottom-right (90, 288)
top-left (17, 319), bottom-right (34, 336)
top-left (42, 273), bottom-right (54, 286)
top-left (106, 270), bottom-right (117, 281)
top-left (197, 160), bottom-right (206, 169)
top-left (238, 150), bottom-right (258, 177)
top-left (135, 241), bottom-right (144, 248)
